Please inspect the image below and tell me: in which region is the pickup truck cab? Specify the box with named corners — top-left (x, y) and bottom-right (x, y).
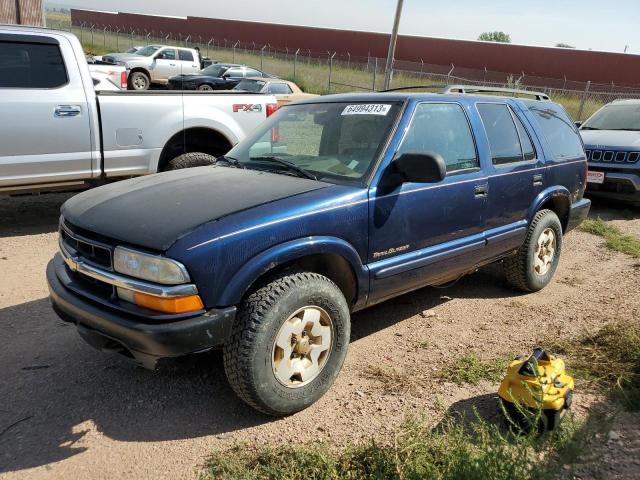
top-left (47, 88), bottom-right (591, 416)
top-left (0, 26), bottom-right (277, 195)
top-left (580, 99), bottom-right (640, 206)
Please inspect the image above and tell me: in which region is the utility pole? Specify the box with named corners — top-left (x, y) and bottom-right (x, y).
top-left (14, 0), bottom-right (22, 24)
top-left (383, 0), bottom-right (404, 90)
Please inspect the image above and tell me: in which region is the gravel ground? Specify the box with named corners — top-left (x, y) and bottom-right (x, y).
top-left (0, 193), bottom-right (638, 479)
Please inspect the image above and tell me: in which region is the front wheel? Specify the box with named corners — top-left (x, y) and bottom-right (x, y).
top-left (504, 209), bottom-right (563, 292)
top-left (223, 271), bottom-right (351, 416)
top-left (198, 84), bottom-right (213, 91)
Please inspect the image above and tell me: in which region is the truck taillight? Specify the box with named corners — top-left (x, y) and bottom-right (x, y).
top-left (121, 71), bottom-right (128, 89)
top-left (266, 103), bottom-right (278, 117)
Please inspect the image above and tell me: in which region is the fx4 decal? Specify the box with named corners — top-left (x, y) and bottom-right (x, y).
top-left (233, 104), bottom-right (264, 113)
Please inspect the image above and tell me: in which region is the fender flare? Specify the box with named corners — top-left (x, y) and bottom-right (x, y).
top-left (216, 236), bottom-right (369, 307)
top-left (528, 186), bottom-right (571, 229)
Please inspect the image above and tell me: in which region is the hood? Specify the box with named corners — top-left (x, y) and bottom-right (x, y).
top-left (62, 167), bottom-right (328, 251)
top-left (580, 130), bottom-right (640, 149)
top-left (104, 53), bottom-right (142, 62)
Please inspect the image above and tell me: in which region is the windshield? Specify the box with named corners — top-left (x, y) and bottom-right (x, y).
top-left (201, 65), bottom-right (228, 77)
top-left (234, 79), bottom-right (265, 93)
top-left (135, 46), bottom-right (160, 57)
top-left (583, 103), bottom-right (640, 131)
top-left (225, 102), bottom-right (402, 184)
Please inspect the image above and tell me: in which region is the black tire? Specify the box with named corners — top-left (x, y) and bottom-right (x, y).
top-left (163, 152), bottom-right (217, 171)
top-left (129, 71), bottom-right (150, 90)
top-left (197, 84), bottom-right (213, 91)
top-left (504, 209), bottom-right (563, 292)
top-left (223, 271), bottom-right (351, 416)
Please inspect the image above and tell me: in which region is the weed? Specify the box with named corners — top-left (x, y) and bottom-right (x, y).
top-left (579, 218), bottom-right (640, 258)
top-left (441, 353), bottom-right (510, 385)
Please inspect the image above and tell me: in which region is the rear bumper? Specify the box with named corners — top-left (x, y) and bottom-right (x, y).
top-left (566, 198), bottom-right (591, 233)
top-left (47, 257), bottom-right (236, 369)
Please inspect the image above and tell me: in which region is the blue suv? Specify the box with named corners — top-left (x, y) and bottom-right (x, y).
top-left (580, 99), bottom-right (640, 206)
top-left (47, 87), bottom-right (590, 415)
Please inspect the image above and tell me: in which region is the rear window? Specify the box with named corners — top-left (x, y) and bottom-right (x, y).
top-left (530, 103), bottom-right (584, 160)
top-left (0, 41), bottom-right (68, 88)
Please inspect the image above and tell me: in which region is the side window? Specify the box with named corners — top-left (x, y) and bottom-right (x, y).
top-left (398, 103), bottom-right (478, 173)
top-left (226, 68), bottom-right (245, 78)
top-left (245, 68), bottom-right (263, 77)
top-left (268, 83), bottom-right (293, 95)
top-left (158, 49), bottom-right (176, 60)
top-left (529, 104), bottom-right (584, 160)
top-left (178, 50), bottom-right (194, 62)
top-left (513, 113), bottom-right (536, 161)
top-left (0, 40), bottom-right (68, 88)
top-left (477, 103), bottom-right (524, 165)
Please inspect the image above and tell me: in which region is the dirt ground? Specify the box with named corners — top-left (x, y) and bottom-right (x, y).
top-left (0, 192), bottom-right (638, 480)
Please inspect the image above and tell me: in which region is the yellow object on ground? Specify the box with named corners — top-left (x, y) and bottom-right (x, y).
top-left (498, 347), bottom-right (574, 430)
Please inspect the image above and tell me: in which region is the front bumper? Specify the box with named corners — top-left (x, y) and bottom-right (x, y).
top-left (47, 256), bottom-right (236, 369)
top-left (586, 169), bottom-right (640, 204)
top-left (566, 198), bottom-right (591, 233)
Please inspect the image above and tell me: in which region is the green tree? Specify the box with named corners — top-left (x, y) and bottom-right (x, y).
top-left (478, 31), bottom-right (512, 43)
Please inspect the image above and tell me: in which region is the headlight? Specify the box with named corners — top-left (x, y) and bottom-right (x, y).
top-left (113, 247), bottom-right (190, 285)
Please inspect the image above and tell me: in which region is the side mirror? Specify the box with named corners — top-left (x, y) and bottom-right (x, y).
top-left (575, 121), bottom-right (583, 129)
top-left (393, 152), bottom-right (446, 184)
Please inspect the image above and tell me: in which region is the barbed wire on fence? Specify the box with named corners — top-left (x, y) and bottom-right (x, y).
top-left (53, 19), bottom-right (640, 121)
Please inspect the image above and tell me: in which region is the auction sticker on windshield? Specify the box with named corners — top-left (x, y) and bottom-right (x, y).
top-left (587, 171), bottom-right (605, 184)
top-left (342, 104), bottom-right (392, 116)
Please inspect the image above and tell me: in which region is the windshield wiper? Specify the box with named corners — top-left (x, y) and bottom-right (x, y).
top-left (580, 126), bottom-right (600, 130)
top-left (251, 156), bottom-right (318, 180)
top-left (216, 155), bottom-right (245, 169)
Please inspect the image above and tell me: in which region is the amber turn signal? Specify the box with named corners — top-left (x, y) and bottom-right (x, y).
top-left (133, 291), bottom-right (204, 314)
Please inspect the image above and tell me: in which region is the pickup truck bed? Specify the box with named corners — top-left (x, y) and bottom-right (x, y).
top-left (0, 26), bottom-right (277, 194)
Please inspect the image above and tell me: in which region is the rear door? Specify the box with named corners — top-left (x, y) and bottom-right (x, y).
top-left (477, 102), bottom-right (545, 256)
top-left (151, 48), bottom-right (179, 82)
top-left (177, 49), bottom-right (199, 74)
top-left (0, 32), bottom-right (93, 189)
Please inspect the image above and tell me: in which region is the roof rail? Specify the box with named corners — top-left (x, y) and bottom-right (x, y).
top-left (379, 85), bottom-right (444, 93)
top-left (442, 85), bottom-right (550, 101)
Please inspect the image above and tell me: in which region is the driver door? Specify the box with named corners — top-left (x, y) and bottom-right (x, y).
top-left (152, 48), bottom-right (179, 82)
top-left (368, 102), bottom-right (489, 305)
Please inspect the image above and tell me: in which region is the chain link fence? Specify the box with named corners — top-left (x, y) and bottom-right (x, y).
top-left (49, 17), bottom-right (640, 122)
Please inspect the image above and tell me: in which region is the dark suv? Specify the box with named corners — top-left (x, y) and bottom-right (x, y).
top-left (47, 87), bottom-right (590, 415)
top-left (580, 99), bottom-right (640, 205)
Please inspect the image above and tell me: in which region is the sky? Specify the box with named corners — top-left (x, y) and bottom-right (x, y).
top-left (48, 0), bottom-right (640, 54)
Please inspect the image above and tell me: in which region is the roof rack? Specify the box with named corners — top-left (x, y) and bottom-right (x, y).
top-left (442, 85), bottom-right (550, 101)
top-left (379, 85), bottom-right (444, 93)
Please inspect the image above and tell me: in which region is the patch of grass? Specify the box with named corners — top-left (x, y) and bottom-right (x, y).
top-left (579, 218), bottom-right (640, 258)
top-left (546, 321), bottom-right (640, 410)
top-left (202, 412), bottom-right (592, 480)
top-left (361, 365), bottom-right (425, 395)
top-left (441, 353), bottom-right (510, 385)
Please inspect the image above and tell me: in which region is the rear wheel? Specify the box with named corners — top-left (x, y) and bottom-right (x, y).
top-left (162, 152), bottom-right (217, 171)
top-left (129, 71), bottom-right (150, 90)
top-left (504, 209), bottom-right (563, 292)
top-left (223, 271), bottom-right (350, 416)
top-left (198, 84), bottom-right (213, 91)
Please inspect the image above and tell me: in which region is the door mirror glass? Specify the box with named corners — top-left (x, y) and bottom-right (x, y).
top-left (393, 152), bottom-right (446, 183)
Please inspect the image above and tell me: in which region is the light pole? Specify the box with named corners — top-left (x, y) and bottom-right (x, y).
top-left (383, 0), bottom-right (404, 90)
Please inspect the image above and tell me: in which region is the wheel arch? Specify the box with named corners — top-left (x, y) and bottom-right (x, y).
top-left (529, 186), bottom-right (571, 232)
top-left (216, 237), bottom-right (369, 311)
top-left (128, 67), bottom-right (151, 85)
top-left (157, 127), bottom-right (233, 172)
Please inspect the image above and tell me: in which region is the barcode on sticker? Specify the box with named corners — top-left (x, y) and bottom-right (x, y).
top-left (342, 104), bottom-right (392, 116)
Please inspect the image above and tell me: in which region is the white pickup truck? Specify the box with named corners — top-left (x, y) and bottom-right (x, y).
top-left (0, 26), bottom-right (278, 195)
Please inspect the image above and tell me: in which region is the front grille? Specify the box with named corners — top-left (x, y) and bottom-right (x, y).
top-left (60, 224), bottom-right (112, 270)
top-left (586, 149), bottom-right (640, 164)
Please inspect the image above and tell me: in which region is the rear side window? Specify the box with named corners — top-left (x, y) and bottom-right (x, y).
top-left (399, 103), bottom-right (478, 173)
top-left (513, 114), bottom-right (536, 161)
top-left (477, 104), bottom-right (523, 165)
top-left (530, 104), bottom-right (584, 160)
top-left (268, 83), bottom-right (293, 95)
top-left (0, 41), bottom-right (68, 88)
top-left (245, 68), bottom-right (263, 77)
top-left (226, 68), bottom-right (245, 78)
top-left (178, 50), bottom-right (194, 62)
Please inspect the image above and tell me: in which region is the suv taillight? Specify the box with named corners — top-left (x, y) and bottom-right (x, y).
top-left (266, 103), bottom-right (278, 117)
top-left (121, 71), bottom-right (128, 89)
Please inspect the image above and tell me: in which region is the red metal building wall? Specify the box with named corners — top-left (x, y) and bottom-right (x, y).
top-left (71, 9), bottom-right (640, 86)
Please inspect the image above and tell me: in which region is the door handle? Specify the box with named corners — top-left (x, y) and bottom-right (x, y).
top-left (170, 63), bottom-right (176, 66)
top-left (54, 105), bottom-right (81, 118)
top-left (474, 183), bottom-right (489, 198)
top-left (533, 174), bottom-right (544, 186)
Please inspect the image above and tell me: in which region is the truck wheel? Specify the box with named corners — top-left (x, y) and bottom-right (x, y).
top-left (504, 209), bottom-right (563, 292)
top-left (129, 71), bottom-right (150, 90)
top-left (163, 152), bottom-right (217, 171)
top-left (224, 271), bottom-right (350, 416)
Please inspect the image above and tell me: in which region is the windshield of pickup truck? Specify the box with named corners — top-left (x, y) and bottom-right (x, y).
top-left (225, 102), bottom-right (402, 183)
top-left (136, 46), bottom-right (160, 57)
top-left (582, 103), bottom-right (640, 131)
